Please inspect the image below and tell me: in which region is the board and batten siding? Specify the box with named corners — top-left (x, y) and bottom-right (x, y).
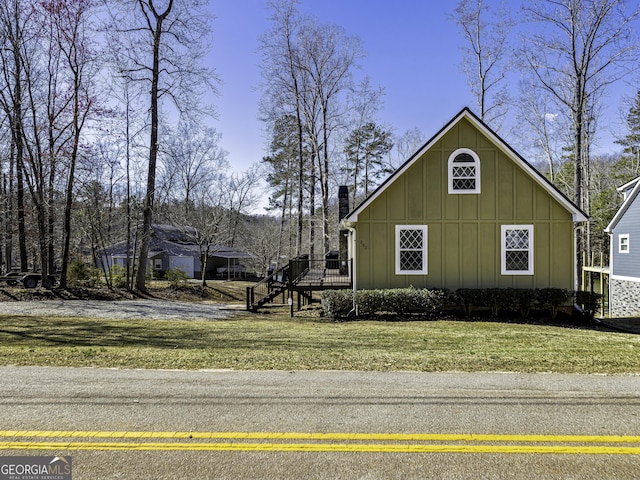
top-left (611, 192), bottom-right (640, 279)
top-left (354, 118), bottom-right (575, 291)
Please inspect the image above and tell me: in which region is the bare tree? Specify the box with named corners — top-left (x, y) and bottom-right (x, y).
top-left (104, 0), bottom-right (217, 292)
top-left (16, 0), bottom-right (85, 285)
top-left (515, 77), bottom-right (570, 184)
top-left (522, 0), bottom-right (640, 277)
top-left (453, 0), bottom-right (513, 127)
top-left (522, 0), bottom-right (639, 211)
top-left (180, 188), bottom-right (227, 288)
top-left (243, 215), bottom-right (281, 278)
top-left (260, 1), bottom-right (363, 257)
top-left (223, 166), bottom-right (261, 249)
top-left (54, 0), bottom-right (100, 289)
top-left (162, 119), bottom-right (227, 216)
top-left (295, 19), bottom-right (363, 256)
top-left (388, 127), bottom-right (426, 170)
top-left (259, 0), bottom-right (308, 257)
top-left (0, 0), bottom-right (32, 272)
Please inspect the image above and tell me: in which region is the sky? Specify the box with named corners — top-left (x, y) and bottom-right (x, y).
top-left (208, 0), bottom-right (635, 210)
top-left (210, 1), bottom-right (471, 168)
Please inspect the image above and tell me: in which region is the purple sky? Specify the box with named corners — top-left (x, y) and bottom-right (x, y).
top-left (210, 0), bottom-right (633, 208)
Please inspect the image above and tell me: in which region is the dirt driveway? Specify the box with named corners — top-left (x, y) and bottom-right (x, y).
top-left (0, 299), bottom-right (244, 320)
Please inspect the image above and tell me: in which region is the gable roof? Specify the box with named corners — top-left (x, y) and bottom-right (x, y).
top-left (616, 177), bottom-right (640, 194)
top-left (343, 107), bottom-right (588, 223)
top-left (605, 176), bottom-right (640, 233)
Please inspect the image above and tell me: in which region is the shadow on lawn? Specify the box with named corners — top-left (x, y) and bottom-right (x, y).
top-left (0, 318), bottom-right (220, 349)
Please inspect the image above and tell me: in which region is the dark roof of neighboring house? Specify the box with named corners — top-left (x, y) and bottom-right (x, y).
top-left (343, 107), bottom-right (588, 223)
top-left (103, 224), bottom-right (252, 259)
top-left (151, 224), bottom-right (198, 243)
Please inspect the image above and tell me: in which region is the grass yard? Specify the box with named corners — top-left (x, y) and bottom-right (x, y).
top-left (1, 313), bottom-right (639, 373)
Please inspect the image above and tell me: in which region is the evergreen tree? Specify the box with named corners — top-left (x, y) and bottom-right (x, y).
top-left (343, 122), bottom-right (393, 203)
top-left (615, 90), bottom-right (640, 182)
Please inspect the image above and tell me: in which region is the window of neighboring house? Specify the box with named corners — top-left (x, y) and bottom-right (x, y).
top-left (448, 148), bottom-right (481, 194)
top-left (154, 258), bottom-right (163, 270)
top-left (395, 225), bottom-right (428, 275)
top-left (619, 234), bottom-right (630, 254)
top-left (501, 225), bottom-right (534, 275)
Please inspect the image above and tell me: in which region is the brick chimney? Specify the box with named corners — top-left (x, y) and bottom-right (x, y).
top-left (338, 186), bottom-right (349, 275)
top-left (338, 185), bottom-right (349, 221)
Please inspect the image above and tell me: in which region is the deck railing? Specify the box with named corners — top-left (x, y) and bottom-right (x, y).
top-left (289, 257), bottom-right (352, 288)
top-left (246, 256), bottom-right (352, 311)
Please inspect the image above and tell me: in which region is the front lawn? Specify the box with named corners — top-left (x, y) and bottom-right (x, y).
top-left (0, 313), bottom-right (639, 373)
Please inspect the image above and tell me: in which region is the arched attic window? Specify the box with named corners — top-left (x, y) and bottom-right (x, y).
top-left (448, 148), bottom-right (481, 194)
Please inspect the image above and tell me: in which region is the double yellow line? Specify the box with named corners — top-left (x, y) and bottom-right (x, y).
top-left (1, 430), bottom-right (639, 454)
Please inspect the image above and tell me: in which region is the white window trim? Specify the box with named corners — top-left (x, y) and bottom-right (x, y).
top-left (501, 225), bottom-right (534, 275)
top-left (448, 148), bottom-right (481, 194)
top-left (619, 234), bottom-right (630, 254)
top-left (395, 225), bottom-right (428, 275)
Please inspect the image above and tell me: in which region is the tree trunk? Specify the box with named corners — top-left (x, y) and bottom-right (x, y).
top-left (59, 96), bottom-right (82, 289)
top-left (136, 2), bottom-right (172, 292)
top-left (11, 11), bottom-right (27, 272)
top-left (321, 107), bottom-right (330, 255)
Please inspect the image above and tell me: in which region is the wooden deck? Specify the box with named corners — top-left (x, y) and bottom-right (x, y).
top-left (247, 257), bottom-right (352, 312)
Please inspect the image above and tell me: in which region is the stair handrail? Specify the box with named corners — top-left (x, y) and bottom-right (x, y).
top-left (246, 264), bottom-right (289, 311)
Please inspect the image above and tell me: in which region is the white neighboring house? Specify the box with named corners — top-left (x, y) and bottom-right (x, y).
top-left (605, 177), bottom-right (640, 317)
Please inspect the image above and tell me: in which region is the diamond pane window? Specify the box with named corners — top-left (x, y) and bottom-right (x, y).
top-left (396, 225), bottom-right (428, 275)
top-left (448, 149), bottom-right (480, 194)
top-left (501, 225), bottom-right (534, 275)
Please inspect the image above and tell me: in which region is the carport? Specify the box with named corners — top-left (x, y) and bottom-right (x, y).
top-left (211, 250), bottom-right (254, 280)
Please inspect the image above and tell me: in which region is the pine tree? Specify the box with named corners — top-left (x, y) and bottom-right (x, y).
top-left (614, 90), bottom-right (640, 182)
top-left (343, 122), bottom-right (393, 204)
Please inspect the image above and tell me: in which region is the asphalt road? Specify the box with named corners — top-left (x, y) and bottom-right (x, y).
top-left (1, 367), bottom-right (640, 479)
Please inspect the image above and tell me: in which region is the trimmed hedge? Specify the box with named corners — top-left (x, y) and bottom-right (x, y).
top-left (454, 287), bottom-right (598, 319)
top-left (322, 287), bottom-right (601, 321)
top-left (322, 287), bottom-right (446, 320)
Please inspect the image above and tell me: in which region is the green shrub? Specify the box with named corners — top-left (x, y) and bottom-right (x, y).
top-left (456, 288), bottom-right (482, 317)
top-left (323, 287), bottom-right (591, 322)
top-left (575, 291), bottom-right (602, 321)
top-left (508, 288), bottom-right (537, 318)
top-left (354, 289), bottom-right (383, 317)
top-left (484, 288), bottom-right (511, 318)
top-left (109, 264), bottom-right (128, 288)
top-left (378, 287), bottom-right (444, 317)
top-left (321, 290), bottom-right (354, 319)
top-left (537, 288), bottom-right (571, 319)
top-left (67, 261), bottom-right (99, 287)
top-left (321, 287), bottom-right (445, 320)
top-left (166, 267), bottom-right (189, 287)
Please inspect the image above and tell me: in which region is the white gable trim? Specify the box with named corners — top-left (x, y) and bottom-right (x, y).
top-left (606, 176), bottom-right (640, 233)
top-left (617, 177), bottom-right (640, 193)
top-left (344, 108), bottom-right (588, 223)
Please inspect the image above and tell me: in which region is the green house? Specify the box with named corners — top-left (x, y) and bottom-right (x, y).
top-left (341, 108), bottom-right (587, 292)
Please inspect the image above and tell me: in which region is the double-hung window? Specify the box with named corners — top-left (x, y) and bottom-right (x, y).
top-left (395, 225), bottom-right (428, 275)
top-left (448, 148), bottom-right (481, 194)
top-left (501, 225), bottom-right (534, 275)
top-left (619, 234), bottom-right (630, 254)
